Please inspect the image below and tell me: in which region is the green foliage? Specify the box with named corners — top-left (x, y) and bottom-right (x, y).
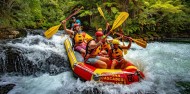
top-left (0, 0), bottom-right (189, 35)
top-left (121, 0), bottom-right (190, 34)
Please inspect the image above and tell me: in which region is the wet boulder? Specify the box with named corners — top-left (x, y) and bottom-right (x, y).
top-left (0, 84), bottom-right (16, 94)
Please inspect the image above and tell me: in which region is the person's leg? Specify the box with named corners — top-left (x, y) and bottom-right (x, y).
top-left (95, 60), bottom-right (107, 69)
top-left (79, 49), bottom-right (86, 57)
top-left (98, 56), bottom-right (110, 63)
top-left (86, 56), bottom-right (107, 69)
top-left (75, 45), bottom-right (86, 56)
top-left (80, 43), bottom-right (87, 56)
top-left (111, 59), bottom-right (117, 69)
top-left (120, 59), bottom-right (129, 69)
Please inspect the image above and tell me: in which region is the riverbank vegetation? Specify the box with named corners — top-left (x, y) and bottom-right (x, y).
top-left (0, 0), bottom-right (190, 40)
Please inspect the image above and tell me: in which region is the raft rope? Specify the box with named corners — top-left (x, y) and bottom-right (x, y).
top-left (98, 71), bottom-right (135, 77)
top-left (74, 63), bottom-right (97, 76)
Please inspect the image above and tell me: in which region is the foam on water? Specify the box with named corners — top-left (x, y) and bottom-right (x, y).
top-left (0, 34), bottom-right (190, 94)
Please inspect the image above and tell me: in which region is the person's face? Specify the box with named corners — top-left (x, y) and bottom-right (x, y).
top-left (73, 19), bottom-right (76, 22)
top-left (75, 26), bottom-right (80, 31)
top-left (96, 36), bottom-right (102, 41)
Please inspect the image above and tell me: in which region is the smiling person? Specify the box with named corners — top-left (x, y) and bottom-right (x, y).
top-left (84, 31), bottom-right (110, 69)
top-left (62, 20), bottom-right (86, 57)
top-left (110, 39), bottom-right (132, 69)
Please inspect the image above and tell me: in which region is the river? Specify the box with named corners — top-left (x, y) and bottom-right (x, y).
top-left (0, 31), bottom-right (190, 94)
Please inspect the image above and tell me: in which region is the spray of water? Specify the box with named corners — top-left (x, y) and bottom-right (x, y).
top-left (0, 34), bottom-right (190, 94)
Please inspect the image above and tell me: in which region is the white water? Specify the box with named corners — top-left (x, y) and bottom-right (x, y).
top-left (0, 34), bottom-right (190, 94)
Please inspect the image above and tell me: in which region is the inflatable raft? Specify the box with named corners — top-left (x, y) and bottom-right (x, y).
top-left (64, 38), bottom-right (145, 85)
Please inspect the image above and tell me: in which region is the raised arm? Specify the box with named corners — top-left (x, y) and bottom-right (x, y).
top-left (120, 38), bottom-right (132, 50)
top-left (61, 20), bottom-right (74, 35)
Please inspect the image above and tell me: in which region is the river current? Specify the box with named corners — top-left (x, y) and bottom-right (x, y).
top-left (0, 31), bottom-right (190, 94)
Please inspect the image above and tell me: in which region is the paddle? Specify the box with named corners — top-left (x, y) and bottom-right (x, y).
top-left (97, 6), bottom-right (110, 34)
top-left (97, 6), bottom-right (106, 21)
top-left (84, 12), bottom-right (129, 63)
top-left (122, 38), bottom-right (128, 54)
top-left (44, 6), bottom-right (83, 39)
top-left (97, 6), bottom-right (126, 54)
top-left (114, 32), bottom-right (147, 48)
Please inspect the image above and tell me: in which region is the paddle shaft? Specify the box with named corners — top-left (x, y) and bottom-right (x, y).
top-left (65, 6), bottom-right (83, 21)
top-left (114, 32), bottom-right (130, 40)
top-left (44, 6), bottom-right (83, 39)
top-left (114, 32), bottom-right (147, 48)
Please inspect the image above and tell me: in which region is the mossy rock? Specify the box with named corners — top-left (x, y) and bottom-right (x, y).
top-left (0, 28), bottom-right (27, 40)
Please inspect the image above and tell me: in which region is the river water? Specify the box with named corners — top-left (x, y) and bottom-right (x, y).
top-left (0, 31), bottom-right (190, 94)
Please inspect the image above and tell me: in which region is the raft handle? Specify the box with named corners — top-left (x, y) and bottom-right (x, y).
top-left (93, 74), bottom-right (100, 81)
top-left (135, 70), bottom-right (144, 81)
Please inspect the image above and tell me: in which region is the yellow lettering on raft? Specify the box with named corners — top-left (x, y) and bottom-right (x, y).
top-left (100, 76), bottom-right (125, 82)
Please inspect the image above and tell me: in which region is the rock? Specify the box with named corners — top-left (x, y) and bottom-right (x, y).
top-left (10, 30), bottom-right (20, 35)
top-left (8, 35), bottom-right (15, 39)
top-left (0, 27), bottom-right (27, 40)
top-left (0, 84), bottom-right (16, 94)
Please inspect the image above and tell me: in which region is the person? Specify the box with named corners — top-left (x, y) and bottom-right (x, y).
top-left (101, 38), bottom-right (112, 57)
top-left (95, 31), bottom-right (111, 58)
top-left (62, 20), bottom-right (86, 56)
top-left (115, 26), bottom-right (125, 41)
top-left (103, 22), bottom-right (110, 35)
top-left (71, 17), bottom-right (81, 29)
top-left (110, 39), bottom-right (132, 69)
top-left (84, 34), bottom-right (110, 69)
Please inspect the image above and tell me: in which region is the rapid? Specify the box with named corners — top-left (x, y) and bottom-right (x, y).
top-left (0, 30), bottom-right (190, 94)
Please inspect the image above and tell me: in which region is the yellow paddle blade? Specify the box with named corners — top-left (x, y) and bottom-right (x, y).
top-left (132, 39), bottom-right (147, 48)
top-left (44, 24), bottom-right (61, 39)
top-left (97, 6), bottom-right (106, 20)
top-left (111, 12), bottom-right (129, 31)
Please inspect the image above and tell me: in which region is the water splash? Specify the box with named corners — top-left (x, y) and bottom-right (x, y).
top-left (0, 33), bottom-right (190, 94)
top-left (0, 34), bottom-right (70, 75)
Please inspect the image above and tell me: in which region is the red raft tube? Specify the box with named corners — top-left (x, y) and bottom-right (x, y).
top-left (64, 38), bottom-right (145, 85)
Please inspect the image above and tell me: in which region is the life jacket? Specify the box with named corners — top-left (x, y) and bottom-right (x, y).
top-left (111, 46), bottom-right (123, 60)
top-left (102, 42), bottom-right (111, 52)
top-left (85, 40), bottom-right (101, 57)
top-left (73, 31), bottom-right (84, 45)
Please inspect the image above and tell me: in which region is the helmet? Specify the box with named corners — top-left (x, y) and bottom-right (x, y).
top-left (112, 39), bottom-right (119, 45)
top-left (98, 28), bottom-right (102, 31)
top-left (73, 24), bottom-right (80, 27)
top-left (95, 31), bottom-right (103, 37)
